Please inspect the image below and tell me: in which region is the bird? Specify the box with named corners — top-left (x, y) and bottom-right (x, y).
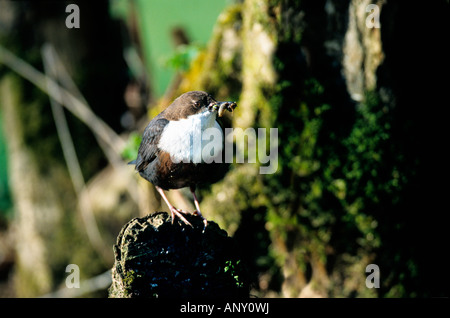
top-left (130, 91), bottom-right (236, 228)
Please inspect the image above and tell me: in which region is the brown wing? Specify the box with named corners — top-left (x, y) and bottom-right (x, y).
top-left (134, 118), bottom-right (169, 172)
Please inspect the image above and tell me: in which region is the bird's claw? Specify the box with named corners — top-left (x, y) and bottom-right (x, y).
top-left (170, 207), bottom-right (193, 227)
top-left (193, 210), bottom-right (208, 230)
top-left (169, 208), bottom-right (208, 230)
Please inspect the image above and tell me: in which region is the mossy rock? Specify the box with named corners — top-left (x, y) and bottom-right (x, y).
top-left (109, 212), bottom-right (249, 298)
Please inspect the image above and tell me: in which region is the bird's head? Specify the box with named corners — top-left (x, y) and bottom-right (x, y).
top-left (166, 91), bottom-right (236, 119)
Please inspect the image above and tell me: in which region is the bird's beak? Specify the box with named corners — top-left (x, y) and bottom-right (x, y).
top-left (210, 101), bottom-right (237, 117)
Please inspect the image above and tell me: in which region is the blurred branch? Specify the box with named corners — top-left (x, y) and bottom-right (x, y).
top-left (0, 45), bottom-right (126, 157)
top-left (40, 44), bottom-right (126, 169)
top-left (41, 44), bottom-right (109, 263)
top-left (0, 44), bottom-right (145, 211)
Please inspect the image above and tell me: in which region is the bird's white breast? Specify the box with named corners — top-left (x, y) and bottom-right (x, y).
top-left (157, 111), bottom-right (224, 163)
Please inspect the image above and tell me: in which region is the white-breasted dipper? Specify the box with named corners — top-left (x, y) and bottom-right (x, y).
top-left (130, 91), bottom-right (236, 227)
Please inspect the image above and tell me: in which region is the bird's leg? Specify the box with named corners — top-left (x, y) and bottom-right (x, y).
top-left (156, 186), bottom-right (192, 227)
top-left (190, 186), bottom-right (208, 228)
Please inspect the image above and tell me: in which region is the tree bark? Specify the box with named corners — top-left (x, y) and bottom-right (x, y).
top-left (175, 0), bottom-right (448, 297)
top-left (109, 212), bottom-right (249, 298)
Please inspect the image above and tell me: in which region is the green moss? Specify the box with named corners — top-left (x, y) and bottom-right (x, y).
top-left (170, 0), bottom-right (423, 297)
top-left (110, 213), bottom-right (250, 298)
top-left (121, 132), bottom-right (142, 161)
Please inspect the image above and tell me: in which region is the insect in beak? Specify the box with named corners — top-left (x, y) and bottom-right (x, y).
top-left (216, 101), bottom-right (237, 117)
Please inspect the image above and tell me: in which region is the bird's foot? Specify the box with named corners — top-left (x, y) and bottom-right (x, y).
top-left (169, 207), bottom-right (208, 230)
top-left (193, 210), bottom-right (208, 229)
top-left (189, 186), bottom-right (208, 231)
top-left (170, 207), bottom-right (193, 227)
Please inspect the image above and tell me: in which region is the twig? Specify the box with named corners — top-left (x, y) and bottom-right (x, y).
top-left (0, 44), bottom-right (144, 209)
top-left (0, 45), bottom-right (126, 157)
top-left (42, 44), bottom-right (125, 169)
top-left (43, 45), bottom-right (144, 207)
top-left (41, 44), bottom-right (109, 263)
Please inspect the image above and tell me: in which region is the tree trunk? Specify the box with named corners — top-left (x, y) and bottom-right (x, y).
top-left (109, 212), bottom-right (249, 298)
top-left (176, 0), bottom-right (448, 297)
